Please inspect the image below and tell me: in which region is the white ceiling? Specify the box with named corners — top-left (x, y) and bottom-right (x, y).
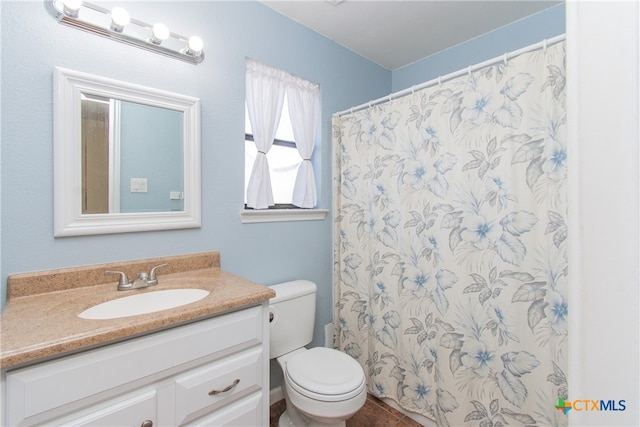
top-left (261, 0), bottom-right (561, 70)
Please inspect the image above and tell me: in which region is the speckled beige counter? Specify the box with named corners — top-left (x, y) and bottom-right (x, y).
top-left (0, 252), bottom-right (275, 369)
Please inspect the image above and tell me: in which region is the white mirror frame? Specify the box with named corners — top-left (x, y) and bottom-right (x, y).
top-left (53, 66), bottom-right (201, 237)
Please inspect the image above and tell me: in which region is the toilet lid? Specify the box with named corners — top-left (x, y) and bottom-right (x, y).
top-left (285, 347), bottom-right (364, 396)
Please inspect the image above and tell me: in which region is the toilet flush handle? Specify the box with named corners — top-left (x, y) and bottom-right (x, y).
top-left (268, 306), bottom-right (278, 325)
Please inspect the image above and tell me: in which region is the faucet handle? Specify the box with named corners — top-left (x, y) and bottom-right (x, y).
top-left (147, 263), bottom-right (168, 286)
top-left (105, 271), bottom-right (132, 291)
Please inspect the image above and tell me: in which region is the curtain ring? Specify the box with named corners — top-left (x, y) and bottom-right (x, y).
top-left (467, 66), bottom-right (472, 76)
top-left (503, 53), bottom-right (508, 66)
top-left (411, 85), bottom-right (415, 94)
top-left (543, 38), bottom-right (548, 52)
top-left (438, 76), bottom-right (442, 86)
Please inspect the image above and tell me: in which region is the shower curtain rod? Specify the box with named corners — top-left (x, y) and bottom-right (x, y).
top-left (334, 34), bottom-right (566, 117)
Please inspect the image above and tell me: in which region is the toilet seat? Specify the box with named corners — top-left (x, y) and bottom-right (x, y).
top-left (284, 347), bottom-right (365, 402)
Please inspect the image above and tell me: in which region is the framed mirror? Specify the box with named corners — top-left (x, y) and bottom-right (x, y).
top-left (53, 66), bottom-right (201, 236)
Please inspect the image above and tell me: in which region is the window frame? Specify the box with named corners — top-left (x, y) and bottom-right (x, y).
top-left (242, 59), bottom-right (326, 222)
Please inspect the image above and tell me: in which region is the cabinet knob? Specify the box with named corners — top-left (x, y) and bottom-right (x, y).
top-left (208, 378), bottom-right (240, 395)
top-left (140, 420), bottom-right (153, 427)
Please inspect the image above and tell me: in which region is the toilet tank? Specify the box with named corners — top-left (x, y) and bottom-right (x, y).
top-left (268, 280), bottom-right (317, 359)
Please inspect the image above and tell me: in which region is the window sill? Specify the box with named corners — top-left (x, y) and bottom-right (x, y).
top-left (240, 208), bottom-right (329, 224)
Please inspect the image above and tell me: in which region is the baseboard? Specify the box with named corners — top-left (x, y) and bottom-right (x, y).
top-left (270, 385), bottom-right (284, 406)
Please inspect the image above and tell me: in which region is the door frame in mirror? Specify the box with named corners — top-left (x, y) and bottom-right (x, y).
top-left (53, 66), bottom-right (201, 236)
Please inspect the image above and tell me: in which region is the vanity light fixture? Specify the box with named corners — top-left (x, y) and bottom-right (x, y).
top-left (61, 0), bottom-right (81, 17)
top-left (109, 7), bottom-right (130, 33)
top-left (150, 23), bottom-right (170, 45)
top-left (185, 36), bottom-right (204, 57)
top-left (44, 0), bottom-right (204, 64)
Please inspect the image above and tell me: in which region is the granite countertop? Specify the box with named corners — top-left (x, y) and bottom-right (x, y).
top-left (0, 252), bottom-right (275, 369)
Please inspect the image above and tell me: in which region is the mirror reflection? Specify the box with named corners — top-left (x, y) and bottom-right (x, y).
top-left (81, 94), bottom-right (184, 214)
top-left (54, 66), bottom-right (201, 237)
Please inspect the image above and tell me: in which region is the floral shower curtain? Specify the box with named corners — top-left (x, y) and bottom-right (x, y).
top-left (333, 41), bottom-right (567, 426)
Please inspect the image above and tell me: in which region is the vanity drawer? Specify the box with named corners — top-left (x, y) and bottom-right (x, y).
top-left (175, 346), bottom-right (263, 425)
top-left (184, 392), bottom-right (263, 427)
top-left (6, 306), bottom-right (263, 426)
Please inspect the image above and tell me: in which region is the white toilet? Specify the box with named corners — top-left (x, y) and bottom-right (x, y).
top-left (269, 280), bottom-right (366, 427)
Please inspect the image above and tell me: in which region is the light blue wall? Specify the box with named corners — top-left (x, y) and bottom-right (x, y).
top-left (392, 3), bottom-right (565, 92)
top-left (1, 0), bottom-right (564, 392)
top-left (0, 0), bottom-right (390, 349)
top-left (119, 102), bottom-right (184, 213)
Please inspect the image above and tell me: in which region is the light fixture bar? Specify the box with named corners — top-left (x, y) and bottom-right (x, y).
top-left (44, 0), bottom-right (204, 64)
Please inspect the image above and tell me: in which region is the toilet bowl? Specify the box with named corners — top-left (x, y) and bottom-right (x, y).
top-left (269, 281), bottom-right (366, 427)
top-left (279, 347), bottom-right (366, 426)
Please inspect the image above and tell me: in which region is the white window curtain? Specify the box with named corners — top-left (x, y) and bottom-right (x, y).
top-left (245, 59), bottom-right (287, 209)
top-left (287, 80), bottom-right (320, 208)
top-left (245, 59), bottom-right (320, 209)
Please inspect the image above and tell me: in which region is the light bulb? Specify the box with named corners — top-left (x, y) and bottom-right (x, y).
top-left (187, 36), bottom-right (203, 56)
top-left (110, 7), bottom-right (130, 32)
top-left (149, 23), bottom-right (170, 45)
top-left (62, 0), bottom-right (82, 17)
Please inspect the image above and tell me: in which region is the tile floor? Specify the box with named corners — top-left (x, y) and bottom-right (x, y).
top-left (270, 394), bottom-right (425, 427)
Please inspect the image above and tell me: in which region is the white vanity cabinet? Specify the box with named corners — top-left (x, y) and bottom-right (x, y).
top-left (4, 304), bottom-right (270, 427)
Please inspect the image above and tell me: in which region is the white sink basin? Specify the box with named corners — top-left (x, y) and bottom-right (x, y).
top-left (79, 289), bottom-right (210, 320)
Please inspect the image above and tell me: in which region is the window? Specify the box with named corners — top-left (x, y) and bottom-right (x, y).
top-left (244, 59), bottom-right (320, 212)
top-left (244, 96), bottom-right (302, 207)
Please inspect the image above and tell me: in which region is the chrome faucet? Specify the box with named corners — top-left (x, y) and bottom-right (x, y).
top-left (147, 263), bottom-right (168, 286)
top-left (131, 271), bottom-right (149, 288)
top-left (105, 263), bottom-right (168, 291)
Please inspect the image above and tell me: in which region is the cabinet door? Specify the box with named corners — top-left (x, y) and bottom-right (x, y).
top-left (53, 390), bottom-right (158, 427)
top-left (184, 392), bottom-right (263, 427)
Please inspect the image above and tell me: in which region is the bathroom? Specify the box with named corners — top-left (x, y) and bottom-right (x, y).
top-left (0, 1), bottom-right (638, 426)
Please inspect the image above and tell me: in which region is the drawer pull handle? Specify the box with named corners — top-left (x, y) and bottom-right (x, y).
top-left (208, 378), bottom-right (240, 395)
top-left (140, 420), bottom-right (153, 427)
